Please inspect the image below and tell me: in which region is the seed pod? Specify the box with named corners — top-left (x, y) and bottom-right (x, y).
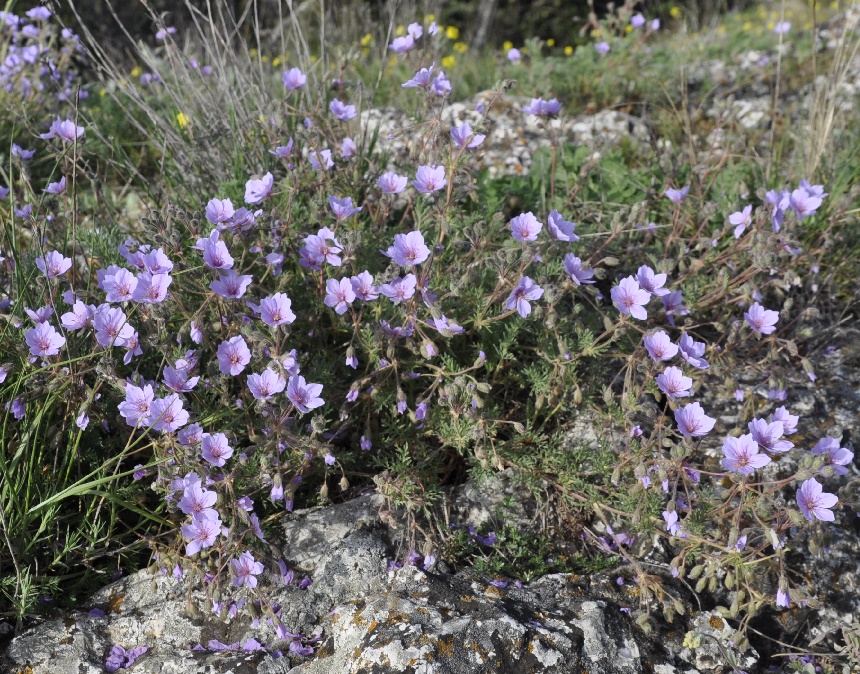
top-left (695, 578), bottom-right (707, 593)
top-left (689, 565), bottom-right (704, 579)
top-left (708, 576), bottom-right (718, 592)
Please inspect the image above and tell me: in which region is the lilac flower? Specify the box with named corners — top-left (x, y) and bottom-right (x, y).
top-left (202, 433), bottom-right (234, 467)
top-left (40, 116), bottom-right (84, 143)
top-left (507, 47), bottom-right (521, 62)
top-left (729, 205), bottom-right (753, 238)
top-left (178, 484), bottom-right (218, 519)
top-left (378, 172), bottom-right (408, 194)
top-left (408, 22), bottom-right (423, 39)
top-left (329, 98), bottom-right (356, 121)
top-left (308, 149), bottom-right (334, 171)
top-left (118, 384), bottom-right (154, 427)
top-left (203, 240), bottom-right (234, 269)
top-left (380, 274), bottom-right (417, 304)
top-left (36, 251), bottom-right (72, 278)
top-left (630, 425), bottom-right (643, 438)
top-left (103, 268), bottom-right (138, 302)
top-left (150, 394), bottom-right (189, 433)
top-left (631, 13), bottom-right (646, 28)
top-left (389, 35), bottom-right (414, 52)
top-left (300, 228), bottom-right (343, 268)
top-left (26, 6), bottom-right (52, 20)
top-left (789, 187), bottom-right (823, 218)
top-left (25, 322), bottom-right (65, 357)
top-left (163, 366), bottom-right (199, 393)
top-left (656, 366), bottom-right (692, 399)
top-left (413, 165), bottom-right (447, 194)
top-left (595, 41), bottom-right (610, 54)
top-left (44, 176), bottom-right (66, 194)
top-left (811, 436), bottom-right (853, 475)
top-left (450, 122), bottom-right (486, 149)
top-left (385, 231), bottom-right (431, 266)
top-left (734, 389), bottom-right (745, 401)
top-left (0, 186), bottom-right (9, 199)
top-left (510, 212), bottom-right (543, 241)
top-left (796, 478), bottom-right (838, 522)
top-left (155, 26), bottom-right (177, 40)
top-left (769, 406), bottom-right (798, 435)
top-left (287, 375), bottom-right (324, 413)
top-left (132, 272), bottom-right (172, 304)
top-left (764, 189), bottom-right (789, 231)
top-left (563, 255), bottom-right (595, 285)
top-left (636, 265), bottom-right (670, 296)
top-left (217, 336), bottom-right (251, 376)
top-left (748, 418), bottom-right (793, 453)
top-left (665, 186), bottom-right (689, 203)
top-left (248, 369), bottom-right (286, 400)
top-left (678, 333), bottom-right (709, 369)
top-left (776, 588), bottom-right (791, 608)
top-left (105, 645), bottom-right (148, 673)
top-left (506, 276), bottom-right (544, 318)
top-left (260, 293), bottom-right (296, 327)
top-left (431, 72), bottom-right (452, 96)
top-left (328, 195), bottom-right (362, 219)
top-left (722, 434), bottom-right (771, 474)
top-left (744, 302), bottom-right (779, 335)
top-left (547, 210), bottom-right (578, 241)
top-left (522, 98), bottom-right (562, 116)
top-left (651, 18), bottom-right (661, 30)
top-left (206, 198), bottom-right (235, 224)
top-left (181, 515), bottom-right (222, 555)
top-left (232, 551), bottom-right (264, 588)
top-left (611, 277), bottom-right (650, 320)
top-left (340, 137), bottom-right (356, 158)
top-left (643, 331), bottom-right (678, 361)
top-left (244, 172), bottom-right (273, 204)
top-left (9, 399), bottom-right (25, 420)
top-left (76, 411), bottom-right (89, 430)
top-left (360, 435), bottom-right (372, 450)
top-left (351, 271), bottom-right (379, 301)
top-left (282, 67), bottom-right (307, 90)
top-left (433, 315), bottom-right (464, 335)
top-left (674, 402), bottom-right (716, 438)
top-left (270, 139), bottom-right (294, 157)
top-left (773, 21), bottom-right (791, 35)
top-left (24, 306), bottom-right (53, 324)
top-left (211, 270), bottom-right (253, 299)
top-left (402, 64), bottom-right (435, 88)
top-left (324, 278), bottom-right (356, 314)
top-left (94, 307), bottom-right (135, 347)
top-left (663, 510), bottom-right (682, 536)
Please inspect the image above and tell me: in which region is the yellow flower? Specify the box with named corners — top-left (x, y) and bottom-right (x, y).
top-left (395, 24), bottom-right (405, 37)
top-left (766, 21), bottom-right (775, 29)
top-left (249, 48), bottom-right (258, 57)
top-left (272, 56), bottom-right (282, 67)
top-left (831, 0), bottom-right (838, 7)
top-left (361, 33), bottom-right (373, 46)
top-left (682, 632), bottom-right (701, 649)
top-left (310, 54), bottom-right (318, 63)
top-left (547, 38), bottom-right (555, 47)
top-left (176, 112), bottom-right (190, 128)
top-left (669, 6), bottom-right (682, 18)
top-left (503, 40), bottom-right (513, 51)
top-left (743, 21), bottom-right (752, 30)
top-left (564, 45), bottom-right (573, 55)
top-left (425, 13), bottom-right (435, 24)
top-left (625, 24), bottom-right (634, 33)
top-left (446, 25), bottom-right (459, 40)
top-left (99, 88), bottom-right (107, 97)
top-left (441, 55), bottom-right (456, 68)
top-left (131, 66), bottom-right (142, 77)
top-left (591, 28), bottom-right (602, 38)
top-left (262, 55), bottom-right (269, 62)
top-left (453, 41), bottom-right (467, 53)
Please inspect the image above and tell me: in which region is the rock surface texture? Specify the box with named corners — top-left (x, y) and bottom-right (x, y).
top-left (2, 490), bottom-right (756, 674)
